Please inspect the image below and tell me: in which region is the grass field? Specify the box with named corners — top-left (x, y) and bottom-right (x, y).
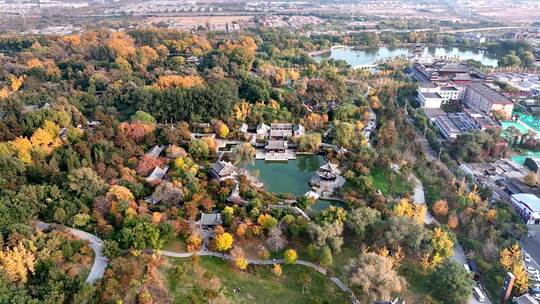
top-left (163, 256), bottom-right (349, 304)
top-left (370, 166), bottom-right (413, 197)
top-left (398, 261), bottom-right (434, 303)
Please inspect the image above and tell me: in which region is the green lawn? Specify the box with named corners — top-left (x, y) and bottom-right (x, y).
top-left (398, 261), bottom-right (437, 303)
top-left (164, 256), bottom-right (349, 304)
top-left (163, 238), bottom-right (187, 252)
top-left (370, 167), bottom-right (412, 197)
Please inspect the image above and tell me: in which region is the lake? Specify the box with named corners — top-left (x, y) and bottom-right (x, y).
top-left (313, 46), bottom-right (499, 68)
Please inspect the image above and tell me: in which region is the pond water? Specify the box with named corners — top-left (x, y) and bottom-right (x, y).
top-left (309, 199), bottom-right (346, 216)
top-left (247, 155), bottom-right (343, 213)
top-left (313, 46), bottom-right (499, 68)
top-left (247, 155), bottom-right (324, 196)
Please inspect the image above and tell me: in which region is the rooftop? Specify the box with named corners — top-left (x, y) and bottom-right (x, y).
top-left (513, 293), bottom-right (540, 304)
top-left (266, 140), bottom-right (288, 150)
top-left (421, 92), bottom-right (443, 99)
top-left (453, 73), bottom-right (471, 81)
top-left (210, 161), bottom-right (236, 177)
top-left (468, 82), bottom-right (514, 105)
top-left (436, 115), bottom-right (461, 134)
top-left (199, 213), bottom-right (222, 226)
top-left (270, 123), bottom-right (292, 130)
top-left (440, 86), bottom-right (459, 91)
top-left (439, 63), bottom-right (472, 73)
top-left (511, 193), bottom-right (540, 212)
top-left (146, 166), bottom-right (169, 182)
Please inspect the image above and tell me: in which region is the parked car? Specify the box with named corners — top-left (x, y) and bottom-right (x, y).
top-left (525, 253), bottom-right (531, 263)
top-left (530, 286), bottom-right (540, 296)
top-left (468, 260), bottom-right (481, 281)
top-left (473, 286), bottom-right (486, 302)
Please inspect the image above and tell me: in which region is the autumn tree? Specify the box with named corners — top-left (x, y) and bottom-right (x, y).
top-left (257, 214), bottom-right (278, 230)
top-left (431, 228), bottom-right (454, 260)
top-left (107, 185), bottom-right (135, 202)
top-left (393, 198), bottom-right (426, 225)
top-left (432, 200), bottom-right (449, 217)
top-left (215, 232), bottom-right (234, 252)
top-left (231, 246), bottom-right (248, 270)
top-left (0, 242), bottom-right (35, 283)
top-left (154, 75), bottom-right (204, 89)
top-left (500, 244), bottom-right (529, 294)
top-left (524, 172), bottom-right (538, 187)
top-left (136, 155), bottom-right (167, 176)
top-left (272, 263), bottom-right (282, 276)
top-left (266, 227), bottom-right (286, 252)
top-left (233, 143), bottom-right (256, 168)
top-left (447, 214), bottom-right (459, 229)
top-left (298, 133), bottom-right (322, 153)
top-left (284, 249), bottom-right (297, 264)
top-left (346, 253), bottom-right (405, 302)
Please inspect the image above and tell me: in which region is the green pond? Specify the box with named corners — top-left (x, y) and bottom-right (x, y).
top-left (247, 155), bottom-right (342, 213)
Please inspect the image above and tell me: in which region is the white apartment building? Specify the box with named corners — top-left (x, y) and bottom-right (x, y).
top-left (417, 84), bottom-right (459, 108)
top-left (511, 193), bottom-right (540, 225)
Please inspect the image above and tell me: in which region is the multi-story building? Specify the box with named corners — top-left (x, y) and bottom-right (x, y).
top-left (463, 82), bottom-right (514, 119)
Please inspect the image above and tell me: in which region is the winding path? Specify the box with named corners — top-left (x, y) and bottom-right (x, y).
top-left (160, 249), bottom-right (358, 303)
top-left (35, 221), bottom-right (108, 284)
top-left (33, 221), bottom-right (358, 302)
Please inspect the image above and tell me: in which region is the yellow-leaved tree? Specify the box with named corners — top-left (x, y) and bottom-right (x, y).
top-left (284, 249), bottom-right (297, 264)
top-left (107, 185), bottom-right (135, 202)
top-left (500, 244), bottom-right (528, 294)
top-left (9, 75), bottom-right (25, 92)
top-left (11, 136), bottom-right (32, 164)
top-left (154, 75), bottom-right (204, 89)
top-left (0, 242), bottom-right (35, 283)
top-left (431, 227), bottom-right (454, 259)
top-left (215, 232), bottom-right (234, 252)
top-left (394, 198), bottom-right (426, 225)
top-left (273, 263), bottom-right (282, 276)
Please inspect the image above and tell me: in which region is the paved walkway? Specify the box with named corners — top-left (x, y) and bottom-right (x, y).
top-left (412, 175), bottom-right (435, 225)
top-left (35, 221), bottom-right (109, 284)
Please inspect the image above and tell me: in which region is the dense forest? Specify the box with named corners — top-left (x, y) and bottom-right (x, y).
top-left (0, 27), bottom-right (529, 304)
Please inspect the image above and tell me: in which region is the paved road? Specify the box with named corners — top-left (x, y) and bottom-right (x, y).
top-left (35, 221), bottom-right (108, 284)
top-left (522, 225), bottom-right (540, 271)
top-left (413, 178), bottom-right (491, 304)
top-left (412, 176), bottom-right (435, 225)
